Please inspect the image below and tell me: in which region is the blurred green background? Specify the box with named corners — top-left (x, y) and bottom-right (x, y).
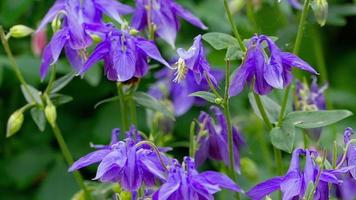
top-left (1, 0), bottom-right (356, 199)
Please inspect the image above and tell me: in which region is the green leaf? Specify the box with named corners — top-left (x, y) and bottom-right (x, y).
top-left (133, 92), bottom-right (175, 120)
top-left (284, 110), bottom-right (353, 129)
top-left (270, 122), bottom-right (295, 153)
top-left (248, 93), bottom-right (281, 123)
top-left (225, 45), bottom-right (244, 60)
top-left (49, 94), bottom-right (73, 106)
top-left (21, 84), bottom-right (43, 105)
top-left (30, 107), bottom-right (46, 132)
top-left (189, 91), bottom-right (217, 104)
top-left (51, 72), bottom-right (76, 94)
top-left (94, 96), bottom-right (119, 109)
top-left (83, 65), bottom-right (101, 87)
top-left (202, 32), bottom-right (239, 50)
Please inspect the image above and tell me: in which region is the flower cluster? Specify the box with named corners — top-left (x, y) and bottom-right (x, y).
top-left (247, 148), bottom-right (354, 200)
top-left (69, 126), bottom-right (242, 199)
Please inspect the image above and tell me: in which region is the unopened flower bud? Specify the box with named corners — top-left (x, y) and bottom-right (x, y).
top-left (8, 25), bottom-right (34, 38)
top-left (265, 196), bottom-right (272, 200)
top-left (315, 156), bottom-right (323, 165)
top-left (129, 28), bottom-right (139, 36)
top-left (6, 110), bottom-right (24, 137)
top-left (311, 0), bottom-right (328, 27)
top-left (241, 157), bottom-right (259, 181)
top-left (120, 191), bottom-right (132, 200)
top-left (214, 98), bottom-right (223, 105)
top-left (90, 34), bottom-right (102, 43)
top-left (51, 14), bottom-right (62, 33)
top-left (32, 29), bottom-right (47, 56)
top-left (45, 101), bottom-right (57, 127)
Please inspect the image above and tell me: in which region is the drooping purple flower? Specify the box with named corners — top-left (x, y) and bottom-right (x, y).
top-left (38, 0), bottom-right (133, 79)
top-left (229, 35), bottom-right (318, 96)
top-left (153, 157), bottom-right (243, 200)
top-left (173, 34), bottom-right (217, 85)
top-left (247, 148), bottom-right (354, 200)
top-left (131, 0), bottom-right (207, 47)
top-left (334, 128), bottom-right (356, 200)
top-left (69, 126), bottom-right (168, 191)
top-left (295, 78), bottom-right (328, 140)
top-left (195, 106), bottom-right (245, 173)
top-left (342, 128), bottom-right (356, 179)
top-left (79, 26), bottom-right (170, 82)
top-left (148, 68), bottom-right (224, 116)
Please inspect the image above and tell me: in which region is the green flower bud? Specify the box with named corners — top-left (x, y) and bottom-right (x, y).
top-left (315, 156), bottom-right (324, 166)
top-left (9, 25), bottom-right (34, 38)
top-left (90, 34), bottom-right (102, 43)
top-left (6, 110), bottom-right (24, 137)
top-left (214, 97), bottom-right (223, 105)
top-left (265, 196), bottom-right (272, 200)
top-left (71, 190), bottom-right (85, 200)
top-left (129, 28), bottom-right (139, 36)
top-left (120, 191), bottom-right (132, 200)
top-left (311, 0), bottom-right (328, 27)
top-left (240, 157), bottom-right (259, 181)
top-left (45, 101), bottom-right (57, 127)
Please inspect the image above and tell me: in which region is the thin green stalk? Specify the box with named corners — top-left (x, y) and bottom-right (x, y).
top-left (128, 96), bottom-right (137, 125)
top-left (223, 0), bottom-right (246, 52)
top-left (50, 122), bottom-right (93, 200)
top-left (223, 60), bottom-right (240, 200)
top-left (253, 93), bottom-right (273, 130)
top-left (278, 0), bottom-right (311, 127)
top-left (44, 65), bottom-right (56, 95)
top-left (254, 92), bottom-right (283, 175)
top-left (189, 121), bottom-right (196, 158)
top-left (0, 26), bottom-right (36, 102)
top-left (246, 0), bottom-right (259, 33)
top-left (117, 83), bottom-right (129, 131)
top-left (311, 26), bottom-right (328, 83)
top-left (332, 141), bottom-right (337, 168)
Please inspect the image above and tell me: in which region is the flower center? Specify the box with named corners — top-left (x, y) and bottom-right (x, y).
top-left (173, 58), bottom-right (188, 83)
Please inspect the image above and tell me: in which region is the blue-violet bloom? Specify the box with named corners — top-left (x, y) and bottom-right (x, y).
top-left (38, 0), bottom-right (133, 79)
top-left (69, 126), bottom-right (168, 191)
top-left (131, 0), bottom-right (207, 47)
top-left (195, 106), bottom-right (245, 173)
top-left (247, 148), bottom-right (354, 200)
top-left (174, 35), bottom-right (216, 84)
top-left (153, 157), bottom-right (243, 200)
top-left (229, 35), bottom-right (318, 96)
top-left (80, 26), bottom-right (170, 81)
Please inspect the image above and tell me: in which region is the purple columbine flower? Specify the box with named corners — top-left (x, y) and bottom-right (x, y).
top-left (38, 0), bottom-right (133, 79)
top-left (173, 34), bottom-right (217, 84)
top-left (131, 0), bottom-right (207, 47)
top-left (148, 68), bottom-right (224, 116)
top-left (295, 78), bottom-right (328, 140)
top-left (152, 157), bottom-right (243, 200)
top-left (195, 106), bottom-right (245, 173)
top-left (229, 35), bottom-right (318, 96)
top-left (79, 26), bottom-right (170, 82)
top-left (342, 128), bottom-right (356, 179)
top-left (247, 148), bottom-right (354, 200)
top-left (69, 126), bottom-right (168, 191)
top-left (334, 128), bottom-right (356, 200)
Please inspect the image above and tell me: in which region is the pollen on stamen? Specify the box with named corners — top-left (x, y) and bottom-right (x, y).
top-left (173, 58), bottom-right (188, 83)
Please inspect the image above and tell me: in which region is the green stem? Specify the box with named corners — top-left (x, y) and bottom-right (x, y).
top-left (0, 26), bottom-right (36, 103)
top-left (223, 0), bottom-right (246, 52)
top-left (254, 92), bottom-right (283, 175)
top-left (146, 0), bottom-right (155, 40)
top-left (253, 93), bottom-right (273, 130)
top-left (311, 26), bottom-right (328, 83)
top-left (332, 141), bottom-right (337, 169)
top-left (189, 121), bottom-right (196, 158)
top-left (50, 122), bottom-right (93, 200)
top-left (223, 60), bottom-right (240, 200)
top-left (117, 83), bottom-right (129, 131)
top-left (204, 71), bottom-right (222, 99)
top-left (278, 0), bottom-right (311, 127)
top-left (246, 0), bottom-right (259, 33)
top-left (128, 96), bottom-right (137, 125)
top-left (44, 65), bottom-right (56, 95)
